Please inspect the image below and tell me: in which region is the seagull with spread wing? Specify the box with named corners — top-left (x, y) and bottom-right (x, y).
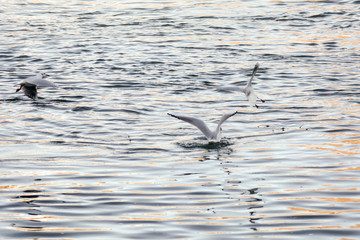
top-left (217, 63), bottom-right (265, 108)
top-left (167, 111), bottom-right (238, 142)
top-left (16, 73), bottom-right (57, 100)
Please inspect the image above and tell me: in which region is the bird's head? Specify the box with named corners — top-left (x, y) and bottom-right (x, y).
top-left (41, 73), bottom-right (49, 78)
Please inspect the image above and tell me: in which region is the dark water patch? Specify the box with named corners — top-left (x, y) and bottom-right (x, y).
top-left (71, 106), bottom-right (94, 112)
top-left (118, 109), bottom-right (143, 115)
top-left (261, 54), bottom-right (286, 61)
top-left (176, 138), bottom-right (234, 150)
top-left (102, 82), bottom-right (144, 88)
top-left (324, 128), bottom-right (356, 133)
top-left (323, 41), bottom-right (338, 49)
top-left (187, 15), bottom-right (218, 20)
top-left (312, 88), bottom-right (355, 96)
top-left (176, 172), bottom-right (201, 176)
top-left (126, 147), bottom-right (169, 153)
top-left (291, 54), bottom-right (316, 59)
top-left (50, 140), bottom-right (66, 145)
top-left (310, 10), bottom-right (347, 19)
top-left (209, 26), bottom-right (236, 30)
top-left (78, 11), bottom-right (103, 16)
top-left (60, 93), bottom-right (84, 98)
top-left (16, 194), bottom-right (41, 199)
top-left (325, 77), bottom-right (339, 81)
top-left (254, 16), bottom-right (277, 21)
top-left (291, 42), bottom-right (319, 46)
top-left (22, 117), bottom-right (44, 122)
top-left (179, 46), bottom-right (212, 51)
top-left (276, 16), bottom-right (312, 22)
top-left (309, 13), bottom-right (329, 19)
top-left (93, 23), bottom-right (116, 28)
top-left (3, 97), bottom-right (25, 102)
top-left (313, 88), bottom-right (333, 92)
top-left (30, 58), bottom-right (44, 63)
top-left (110, 66), bottom-right (127, 71)
top-left (14, 55), bottom-right (31, 59)
top-left (52, 98), bottom-right (78, 103)
top-left (140, 60), bottom-right (165, 65)
top-left (0, 54), bottom-right (13, 58)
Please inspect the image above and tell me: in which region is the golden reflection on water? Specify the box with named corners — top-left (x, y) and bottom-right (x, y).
top-left (278, 197), bottom-right (360, 204)
top-left (264, 223), bottom-right (360, 232)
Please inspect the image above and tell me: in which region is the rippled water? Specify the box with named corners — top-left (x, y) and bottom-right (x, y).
top-left (1, 0), bottom-right (360, 239)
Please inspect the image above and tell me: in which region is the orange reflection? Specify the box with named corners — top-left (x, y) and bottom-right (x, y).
top-left (289, 207), bottom-right (360, 215)
top-left (267, 223), bottom-right (360, 232)
top-left (278, 197), bottom-right (360, 203)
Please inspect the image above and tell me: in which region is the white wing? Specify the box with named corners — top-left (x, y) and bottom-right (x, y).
top-left (217, 111), bottom-right (238, 128)
top-left (214, 111), bottom-right (238, 137)
top-left (246, 62), bottom-right (259, 87)
top-left (27, 78), bottom-right (57, 88)
top-left (168, 113), bottom-right (213, 139)
top-left (216, 63), bottom-right (261, 108)
top-left (245, 63), bottom-right (260, 107)
top-left (23, 73), bottom-right (57, 88)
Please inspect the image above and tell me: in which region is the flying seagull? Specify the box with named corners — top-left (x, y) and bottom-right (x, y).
top-left (218, 63), bottom-right (265, 108)
top-left (16, 73), bottom-right (57, 100)
top-left (167, 111), bottom-right (238, 142)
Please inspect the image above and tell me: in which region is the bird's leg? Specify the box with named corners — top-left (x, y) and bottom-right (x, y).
top-left (258, 97), bottom-right (265, 103)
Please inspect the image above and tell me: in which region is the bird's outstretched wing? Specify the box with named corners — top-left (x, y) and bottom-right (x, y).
top-left (167, 113), bottom-right (213, 139)
top-left (23, 83), bottom-right (38, 100)
top-left (28, 78), bottom-right (57, 88)
top-left (247, 62), bottom-right (259, 87)
top-left (215, 112), bottom-right (238, 136)
top-left (244, 63), bottom-right (261, 107)
top-left (217, 111), bottom-right (238, 128)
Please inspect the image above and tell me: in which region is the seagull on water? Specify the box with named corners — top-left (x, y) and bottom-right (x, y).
top-left (167, 111), bottom-right (238, 142)
top-left (218, 63), bottom-right (265, 108)
top-left (16, 73), bottom-right (57, 100)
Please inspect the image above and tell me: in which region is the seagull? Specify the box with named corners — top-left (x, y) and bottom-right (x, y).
top-left (16, 73), bottom-right (57, 100)
top-left (217, 63), bottom-right (265, 108)
top-left (167, 111), bottom-right (238, 142)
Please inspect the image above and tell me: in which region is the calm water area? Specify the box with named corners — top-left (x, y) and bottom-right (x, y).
top-left (1, 0), bottom-right (360, 239)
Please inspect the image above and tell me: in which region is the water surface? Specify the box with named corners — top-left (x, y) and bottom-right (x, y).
top-left (1, 0), bottom-right (360, 239)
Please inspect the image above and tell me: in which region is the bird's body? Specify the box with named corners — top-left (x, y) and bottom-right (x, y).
top-left (168, 112), bottom-right (238, 142)
top-left (217, 63), bottom-right (264, 108)
top-left (16, 73), bottom-right (57, 100)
